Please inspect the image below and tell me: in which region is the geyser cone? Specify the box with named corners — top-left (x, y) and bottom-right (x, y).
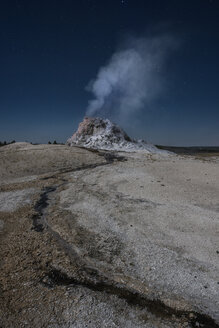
top-left (67, 117), bottom-right (163, 153)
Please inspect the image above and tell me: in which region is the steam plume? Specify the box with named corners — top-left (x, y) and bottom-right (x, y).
top-left (86, 35), bottom-right (176, 118)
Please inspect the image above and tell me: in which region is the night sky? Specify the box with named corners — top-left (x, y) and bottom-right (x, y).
top-left (0, 0), bottom-right (219, 146)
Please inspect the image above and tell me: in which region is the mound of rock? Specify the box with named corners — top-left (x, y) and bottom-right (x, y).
top-left (67, 117), bottom-right (162, 153)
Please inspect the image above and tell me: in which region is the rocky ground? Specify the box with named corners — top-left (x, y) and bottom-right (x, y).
top-left (0, 142), bottom-right (218, 327)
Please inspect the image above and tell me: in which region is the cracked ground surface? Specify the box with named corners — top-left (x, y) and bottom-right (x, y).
top-left (0, 143), bottom-right (218, 327)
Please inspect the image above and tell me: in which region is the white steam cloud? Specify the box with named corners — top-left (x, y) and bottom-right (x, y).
top-left (86, 35), bottom-right (176, 118)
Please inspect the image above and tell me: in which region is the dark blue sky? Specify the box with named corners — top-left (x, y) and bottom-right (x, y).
top-left (0, 0), bottom-right (219, 145)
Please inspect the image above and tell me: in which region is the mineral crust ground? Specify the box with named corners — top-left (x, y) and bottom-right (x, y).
top-left (0, 142), bottom-right (218, 327)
